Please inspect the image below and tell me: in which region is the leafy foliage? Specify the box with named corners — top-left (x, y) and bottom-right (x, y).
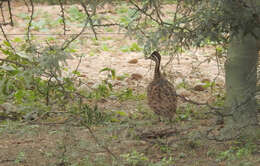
top-left (124, 0), bottom-right (260, 55)
top-left (0, 39), bottom-right (76, 118)
top-left (77, 104), bottom-right (109, 126)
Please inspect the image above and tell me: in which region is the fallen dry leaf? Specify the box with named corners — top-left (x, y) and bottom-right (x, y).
top-left (128, 59), bottom-right (138, 64)
top-left (130, 73), bottom-right (143, 80)
top-left (194, 84), bottom-right (206, 91)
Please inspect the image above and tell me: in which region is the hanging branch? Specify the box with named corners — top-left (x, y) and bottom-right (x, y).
top-left (23, 0), bottom-right (29, 12)
top-left (7, 0), bottom-right (13, 26)
top-left (0, 24), bottom-right (16, 52)
top-left (176, 93), bottom-right (224, 119)
top-left (61, 1), bottom-right (120, 50)
top-left (0, 58), bottom-right (27, 68)
top-left (58, 0), bottom-right (68, 35)
top-left (61, 15), bottom-right (89, 50)
top-left (0, 1), bottom-right (5, 23)
top-left (0, 0), bottom-right (13, 26)
top-left (26, 0), bottom-right (34, 47)
top-left (129, 0), bottom-right (170, 26)
top-left (80, 2), bottom-right (98, 40)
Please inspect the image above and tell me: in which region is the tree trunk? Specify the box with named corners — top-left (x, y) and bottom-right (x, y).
top-left (222, 32), bottom-right (260, 139)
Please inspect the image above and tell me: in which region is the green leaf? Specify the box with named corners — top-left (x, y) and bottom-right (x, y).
top-left (99, 67), bottom-right (112, 73)
top-left (111, 70), bottom-right (116, 80)
top-left (13, 37), bottom-right (23, 43)
top-left (1, 65), bottom-right (16, 71)
top-left (17, 52), bottom-right (31, 60)
top-left (3, 41), bottom-right (11, 48)
top-left (115, 110), bottom-right (127, 117)
top-left (120, 46), bottom-right (130, 52)
top-left (101, 44), bottom-right (109, 51)
top-left (99, 67), bottom-right (116, 80)
top-left (130, 42), bottom-right (142, 52)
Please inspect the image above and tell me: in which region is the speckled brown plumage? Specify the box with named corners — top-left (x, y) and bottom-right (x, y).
top-left (147, 51), bottom-right (177, 120)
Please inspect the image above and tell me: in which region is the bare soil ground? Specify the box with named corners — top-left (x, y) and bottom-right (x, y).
top-left (0, 2), bottom-right (259, 166)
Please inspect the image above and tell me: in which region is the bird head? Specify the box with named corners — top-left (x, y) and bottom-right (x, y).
top-left (146, 51), bottom-right (161, 63)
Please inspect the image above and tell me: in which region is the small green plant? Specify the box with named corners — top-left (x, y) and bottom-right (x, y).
top-left (101, 43), bottom-right (110, 51)
top-left (113, 88), bottom-right (146, 101)
top-left (121, 150), bottom-right (149, 166)
top-left (216, 149), bottom-right (235, 162)
top-left (120, 45), bottom-right (130, 52)
top-left (104, 27), bottom-right (114, 32)
top-left (100, 67), bottom-right (116, 80)
top-left (90, 82), bottom-right (112, 99)
top-left (200, 80), bottom-right (216, 89)
top-left (215, 45), bottom-right (225, 57)
top-left (130, 42), bottom-right (142, 52)
top-left (68, 5), bottom-right (86, 23)
top-left (176, 80), bottom-right (189, 89)
top-left (115, 88), bottom-right (134, 101)
top-left (215, 141), bottom-right (257, 162)
top-left (120, 43), bottom-right (142, 52)
top-left (234, 141), bottom-right (257, 158)
top-left (116, 4), bottom-right (129, 14)
top-left (159, 144), bottom-right (173, 154)
top-left (101, 36), bottom-right (113, 41)
top-left (91, 38), bottom-right (100, 46)
top-left (72, 104), bottom-right (110, 126)
top-left (15, 151), bottom-right (26, 164)
top-left (86, 67), bottom-right (117, 100)
top-left (150, 157), bottom-right (176, 166)
top-left (176, 104), bottom-right (194, 121)
top-left (17, 13), bottom-right (30, 20)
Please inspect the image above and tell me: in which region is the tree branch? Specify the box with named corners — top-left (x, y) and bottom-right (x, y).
top-left (0, 24), bottom-right (16, 52)
top-left (26, 0), bottom-right (34, 47)
top-left (0, 58), bottom-right (27, 68)
top-left (80, 2), bottom-right (98, 40)
top-left (58, 0), bottom-right (68, 35)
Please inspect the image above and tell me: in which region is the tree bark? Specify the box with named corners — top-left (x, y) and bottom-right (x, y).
top-left (222, 31), bottom-right (260, 139)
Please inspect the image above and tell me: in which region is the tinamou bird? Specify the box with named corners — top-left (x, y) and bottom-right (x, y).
top-left (147, 51), bottom-right (177, 121)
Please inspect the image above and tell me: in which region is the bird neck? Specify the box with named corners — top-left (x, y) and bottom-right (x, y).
top-left (154, 59), bottom-right (161, 79)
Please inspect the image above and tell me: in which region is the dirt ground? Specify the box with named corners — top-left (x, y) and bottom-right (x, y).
top-left (0, 2), bottom-right (259, 166)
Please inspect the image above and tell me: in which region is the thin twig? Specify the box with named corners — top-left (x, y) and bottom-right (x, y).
top-left (26, 0), bottom-right (34, 47)
top-left (93, 23), bottom-right (119, 27)
top-left (129, 0), bottom-right (189, 33)
top-left (0, 58), bottom-right (27, 68)
top-left (58, 0), bottom-right (68, 35)
top-left (84, 125), bottom-right (119, 161)
top-left (176, 93), bottom-right (224, 118)
top-left (61, 14), bottom-right (89, 50)
top-left (23, 0), bottom-right (29, 12)
top-left (129, 0), bottom-right (164, 25)
top-left (0, 24), bottom-right (16, 52)
top-left (80, 2), bottom-right (98, 40)
top-left (176, 94), bottom-right (223, 110)
top-left (154, 1), bottom-right (163, 25)
top-left (73, 53), bottom-right (83, 76)
top-left (7, 0), bottom-right (13, 26)
top-left (0, 1), bottom-right (5, 23)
